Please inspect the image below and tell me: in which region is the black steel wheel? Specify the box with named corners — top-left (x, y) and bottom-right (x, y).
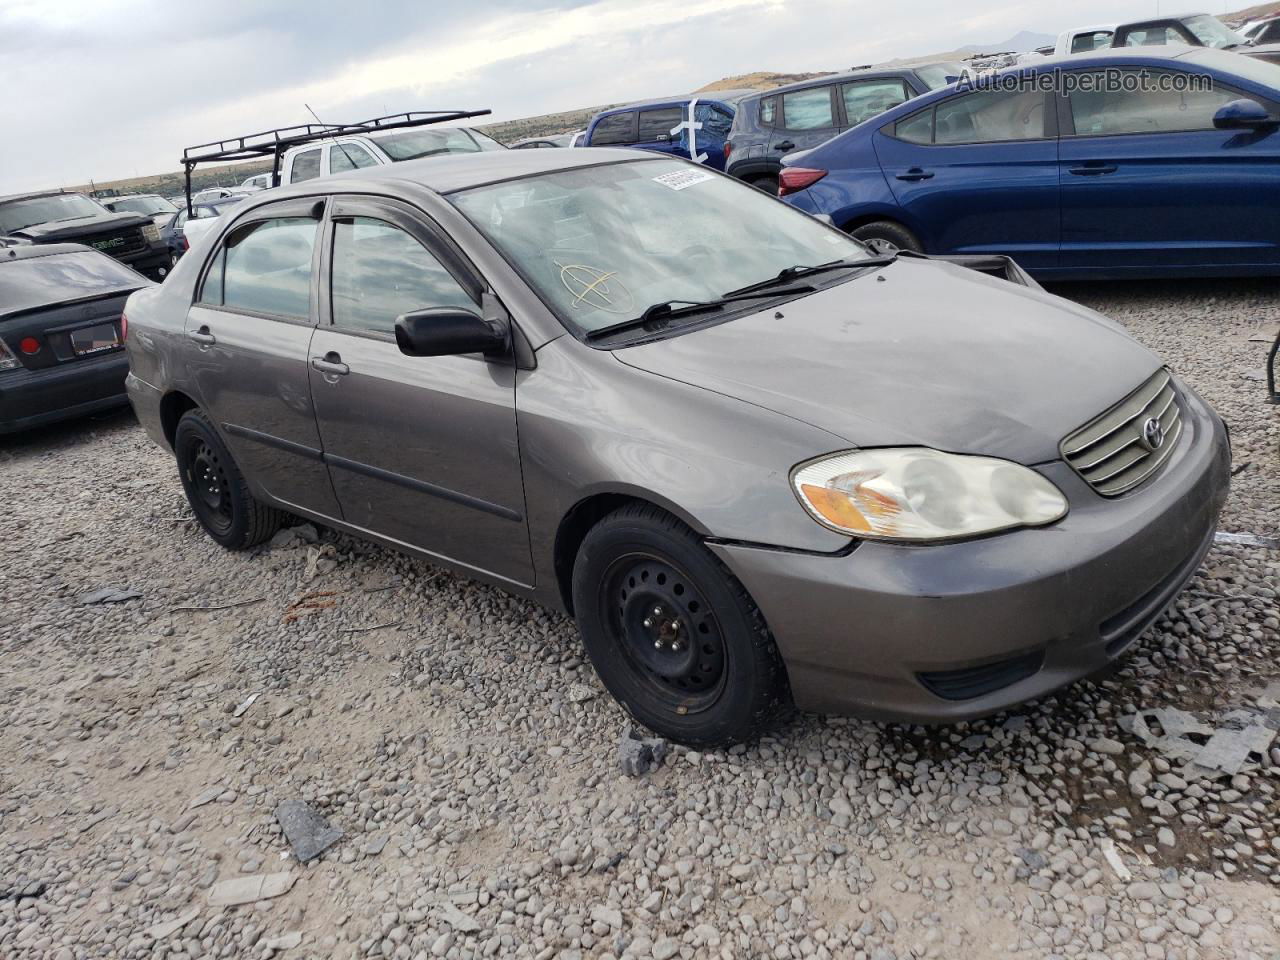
top-left (173, 408), bottom-right (285, 550)
top-left (572, 504), bottom-right (791, 746)
top-left (850, 220), bottom-right (923, 254)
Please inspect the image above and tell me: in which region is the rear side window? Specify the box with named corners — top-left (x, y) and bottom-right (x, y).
top-left (893, 107), bottom-right (935, 144)
top-left (1068, 70), bottom-right (1241, 136)
top-left (330, 217), bottom-right (474, 335)
top-left (201, 218), bottom-right (317, 319)
top-left (782, 86), bottom-right (835, 130)
top-left (841, 78), bottom-right (911, 127)
top-left (289, 149), bottom-right (322, 183)
top-left (759, 96), bottom-right (777, 126)
top-left (328, 143), bottom-right (378, 173)
top-left (637, 107), bottom-right (683, 141)
top-left (592, 112), bottom-right (636, 146)
top-left (934, 89), bottom-right (1046, 143)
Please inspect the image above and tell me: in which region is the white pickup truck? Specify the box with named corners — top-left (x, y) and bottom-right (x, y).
top-left (1053, 24), bottom-right (1117, 55)
top-left (276, 125), bottom-right (505, 185)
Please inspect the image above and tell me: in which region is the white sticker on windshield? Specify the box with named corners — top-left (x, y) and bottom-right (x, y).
top-left (653, 169), bottom-right (716, 191)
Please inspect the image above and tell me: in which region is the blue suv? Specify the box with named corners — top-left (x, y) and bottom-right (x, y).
top-left (779, 48), bottom-right (1280, 279)
top-left (581, 91), bottom-right (756, 170)
top-left (724, 63), bottom-right (964, 193)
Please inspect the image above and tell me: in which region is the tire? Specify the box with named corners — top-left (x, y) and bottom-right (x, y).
top-left (174, 408), bottom-right (285, 550)
top-left (750, 174), bottom-right (780, 196)
top-left (571, 504), bottom-right (791, 747)
top-left (850, 220), bottom-right (923, 255)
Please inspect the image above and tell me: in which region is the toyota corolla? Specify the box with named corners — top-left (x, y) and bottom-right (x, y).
top-left (123, 149), bottom-right (1230, 746)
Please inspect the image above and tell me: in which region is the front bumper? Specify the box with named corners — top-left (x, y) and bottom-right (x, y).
top-left (711, 381), bottom-right (1231, 724)
top-left (121, 246), bottom-right (170, 282)
top-left (0, 351), bottom-right (131, 434)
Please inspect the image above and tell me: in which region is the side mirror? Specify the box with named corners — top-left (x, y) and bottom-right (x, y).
top-left (395, 307), bottom-right (508, 358)
top-left (1213, 98), bottom-right (1277, 130)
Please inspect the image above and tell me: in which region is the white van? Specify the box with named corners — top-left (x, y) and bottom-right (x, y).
top-left (278, 126), bottom-right (506, 185)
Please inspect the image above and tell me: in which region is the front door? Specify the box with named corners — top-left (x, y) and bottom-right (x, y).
top-left (873, 87), bottom-right (1060, 269)
top-left (1058, 67), bottom-right (1280, 272)
top-left (183, 199), bottom-right (341, 518)
top-left (308, 197), bottom-right (533, 586)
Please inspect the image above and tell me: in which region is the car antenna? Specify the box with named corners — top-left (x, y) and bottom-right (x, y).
top-left (304, 103), bottom-right (360, 171)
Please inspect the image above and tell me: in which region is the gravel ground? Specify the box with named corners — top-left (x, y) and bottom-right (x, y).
top-left (2, 279), bottom-right (1278, 960)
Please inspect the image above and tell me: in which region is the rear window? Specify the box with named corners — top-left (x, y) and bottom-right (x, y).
top-left (591, 112), bottom-right (636, 146)
top-left (0, 252), bottom-right (143, 315)
top-left (371, 128), bottom-right (488, 160)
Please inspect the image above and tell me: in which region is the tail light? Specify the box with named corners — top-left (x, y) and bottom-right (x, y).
top-left (778, 167), bottom-right (827, 197)
top-left (723, 141), bottom-right (733, 160)
top-left (19, 336), bottom-right (40, 355)
top-left (121, 313), bottom-right (129, 342)
top-left (181, 235), bottom-right (189, 251)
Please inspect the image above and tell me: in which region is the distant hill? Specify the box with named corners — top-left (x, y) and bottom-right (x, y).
top-left (957, 30), bottom-right (1055, 54)
top-left (1225, 0), bottom-right (1280, 21)
top-left (697, 71), bottom-right (834, 92)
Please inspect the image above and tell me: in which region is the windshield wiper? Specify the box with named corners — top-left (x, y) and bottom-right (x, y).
top-left (723, 256), bottom-right (885, 297)
top-left (584, 285), bottom-right (815, 342)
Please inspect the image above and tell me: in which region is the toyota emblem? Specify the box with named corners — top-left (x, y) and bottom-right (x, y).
top-left (1140, 417), bottom-right (1165, 452)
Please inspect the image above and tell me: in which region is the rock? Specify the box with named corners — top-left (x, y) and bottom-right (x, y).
top-left (618, 724), bottom-right (669, 777)
top-left (1090, 737), bottom-right (1126, 756)
top-left (207, 872), bottom-right (296, 907)
top-left (275, 799), bottom-right (343, 863)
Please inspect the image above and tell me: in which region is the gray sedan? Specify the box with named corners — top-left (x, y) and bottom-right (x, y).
top-left (122, 148), bottom-right (1229, 746)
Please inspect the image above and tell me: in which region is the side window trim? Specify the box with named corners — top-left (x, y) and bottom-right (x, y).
top-left (193, 197), bottom-right (327, 325)
top-left (1059, 70), bottom-right (1256, 138)
top-left (320, 195), bottom-right (487, 338)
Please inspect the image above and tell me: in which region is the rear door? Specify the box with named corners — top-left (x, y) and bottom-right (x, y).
top-left (634, 105), bottom-right (685, 158)
top-left (308, 197), bottom-right (532, 585)
top-left (1057, 67), bottom-right (1280, 271)
top-left (183, 199), bottom-right (341, 517)
top-left (773, 84), bottom-right (841, 158)
top-left (873, 87), bottom-right (1060, 269)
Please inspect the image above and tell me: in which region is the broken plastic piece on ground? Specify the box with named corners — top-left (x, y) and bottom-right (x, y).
top-left (1121, 705), bottom-right (1278, 777)
top-left (618, 724), bottom-right (669, 777)
top-left (79, 586), bottom-right (142, 605)
top-left (1214, 531), bottom-right (1280, 550)
top-left (207, 871), bottom-right (296, 906)
top-left (1100, 837), bottom-right (1131, 882)
top-left (275, 799), bottom-right (343, 863)
top-left (147, 904), bottom-right (200, 940)
top-left (232, 692), bottom-right (259, 718)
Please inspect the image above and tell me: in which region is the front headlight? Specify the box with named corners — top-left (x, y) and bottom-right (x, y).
top-left (142, 223), bottom-right (160, 243)
top-left (792, 448), bottom-right (1067, 542)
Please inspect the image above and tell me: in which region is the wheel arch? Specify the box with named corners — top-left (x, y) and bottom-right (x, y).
top-left (553, 490), bottom-right (710, 615)
top-left (159, 390), bottom-right (200, 450)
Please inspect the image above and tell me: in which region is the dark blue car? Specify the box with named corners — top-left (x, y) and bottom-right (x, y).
top-left (582, 91), bottom-right (755, 171)
top-left (780, 48), bottom-right (1280, 279)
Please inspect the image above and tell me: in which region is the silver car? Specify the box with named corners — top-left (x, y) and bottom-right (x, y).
top-left (123, 149), bottom-right (1230, 746)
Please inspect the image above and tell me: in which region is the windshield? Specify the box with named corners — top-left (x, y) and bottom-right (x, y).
top-left (373, 128), bottom-right (488, 160)
top-left (0, 194), bottom-right (106, 233)
top-left (915, 62), bottom-right (967, 89)
top-left (0, 251), bottom-right (144, 313)
top-left (450, 159), bottom-right (871, 335)
top-left (1184, 14), bottom-right (1246, 48)
top-left (111, 196), bottom-right (177, 215)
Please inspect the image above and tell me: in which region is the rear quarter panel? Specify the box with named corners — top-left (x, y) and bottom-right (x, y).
top-left (785, 127), bottom-right (901, 229)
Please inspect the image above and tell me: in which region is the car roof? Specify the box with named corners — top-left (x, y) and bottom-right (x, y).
top-left (743, 63), bottom-right (960, 99)
top-left (239, 147), bottom-right (660, 201)
top-left (598, 90), bottom-right (759, 114)
top-left (1, 242), bottom-right (101, 263)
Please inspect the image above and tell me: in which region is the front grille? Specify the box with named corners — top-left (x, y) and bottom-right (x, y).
top-left (1062, 369), bottom-right (1183, 496)
top-left (918, 650), bottom-right (1044, 701)
top-left (87, 228), bottom-right (147, 260)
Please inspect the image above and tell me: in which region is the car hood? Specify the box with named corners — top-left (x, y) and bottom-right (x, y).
top-left (613, 259), bottom-right (1162, 464)
top-left (8, 211), bottom-right (150, 240)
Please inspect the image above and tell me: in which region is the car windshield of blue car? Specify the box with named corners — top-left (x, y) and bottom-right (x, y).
top-left (451, 159), bottom-right (871, 334)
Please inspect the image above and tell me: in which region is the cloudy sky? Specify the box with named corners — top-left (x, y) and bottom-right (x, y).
top-left (0, 0), bottom-right (1236, 192)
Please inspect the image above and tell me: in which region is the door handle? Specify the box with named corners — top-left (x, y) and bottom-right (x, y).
top-left (774, 140), bottom-right (796, 151)
top-left (895, 168), bottom-right (935, 182)
top-left (187, 326), bottom-right (216, 346)
top-left (310, 353), bottom-right (349, 376)
top-left (1068, 163), bottom-right (1118, 176)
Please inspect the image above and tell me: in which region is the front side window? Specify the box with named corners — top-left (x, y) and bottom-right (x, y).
top-left (590, 112), bottom-right (636, 146)
top-left (638, 107), bottom-right (683, 142)
top-left (201, 217), bottom-right (317, 319)
top-left (330, 217), bottom-right (474, 335)
top-left (934, 88), bottom-right (1046, 143)
top-left (290, 149), bottom-right (322, 183)
top-left (842, 79), bottom-right (911, 127)
top-left (328, 143), bottom-right (379, 173)
top-left (450, 159), bottom-right (871, 336)
top-left (782, 86), bottom-right (835, 130)
top-left (1068, 71), bottom-right (1240, 136)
